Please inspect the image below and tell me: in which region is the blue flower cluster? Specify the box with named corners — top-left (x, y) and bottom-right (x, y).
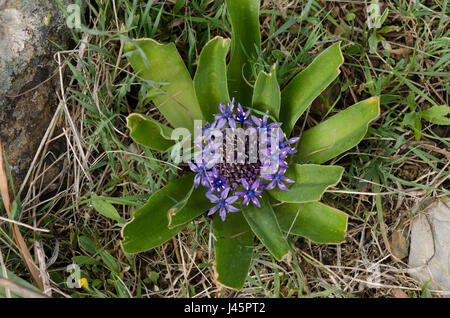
top-left (189, 99), bottom-right (298, 221)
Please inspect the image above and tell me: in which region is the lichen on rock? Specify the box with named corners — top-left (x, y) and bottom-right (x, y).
top-left (0, 0), bottom-right (72, 190)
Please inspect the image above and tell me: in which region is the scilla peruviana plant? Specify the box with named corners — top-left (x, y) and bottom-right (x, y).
top-left (120, 0), bottom-right (380, 290)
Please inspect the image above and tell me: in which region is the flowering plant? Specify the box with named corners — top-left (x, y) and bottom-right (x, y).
top-left (121, 0), bottom-right (379, 289)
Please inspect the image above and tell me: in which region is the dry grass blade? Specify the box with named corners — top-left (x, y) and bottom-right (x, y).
top-left (0, 141), bottom-right (45, 291)
top-left (0, 278), bottom-right (48, 298)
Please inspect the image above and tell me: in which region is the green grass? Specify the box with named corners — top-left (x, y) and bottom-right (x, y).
top-left (0, 0), bottom-right (449, 298)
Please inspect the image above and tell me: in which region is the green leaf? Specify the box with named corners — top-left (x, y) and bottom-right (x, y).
top-left (124, 39), bottom-right (203, 131)
top-left (226, 0), bottom-right (261, 106)
top-left (402, 111), bottom-right (422, 141)
top-left (213, 211), bottom-right (254, 290)
top-left (127, 113), bottom-right (175, 152)
top-left (91, 195), bottom-right (124, 223)
top-left (72, 255), bottom-right (101, 265)
top-left (78, 236), bottom-right (97, 255)
top-left (122, 174), bottom-right (196, 253)
top-left (368, 32), bottom-right (380, 53)
top-left (280, 42), bottom-right (344, 135)
top-left (242, 195), bottom-right (289, 260)
top-left (194, 36), bottom-right (231, 122)
top-left (167, 186), bottom-right (213, 229)
top-left (421, 105), bottom-right (450, 125)
top-left (421, 279), bottom-right (433, 298)
top-left (252, 64), bottom-right (281, 119)
top-left (274, 201), bottom-right (348, 243)
top-left (294, 96), bottom-right (380, 164)
top-left (99, 250), bottom-right (120, 274)
top-left (269, 164), bottom-right (344, 203)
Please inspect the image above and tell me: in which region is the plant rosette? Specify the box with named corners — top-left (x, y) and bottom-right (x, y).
top-left (120, 0), bottom-right (380, 290)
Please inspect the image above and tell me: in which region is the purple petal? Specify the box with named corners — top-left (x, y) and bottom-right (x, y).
top-left (218, 103), bottom-right (226, 113)
top-left (266, 180), bottom-right (276, 190)
top-left (228, 118), bottom-right (236, 129)
top-left (228, 99), bottom-right (235, 112)
top-left (241, 178), bottom-right (249, 190)
top-left (281, 176), bottom-right (295, 183)
top-left (277, 180), bottom-right (289, 191)
top-left (251, 115), bottom-right (262, 126)
top-left (221, 187), bottom-right (231, 199)
top-left (255, 189), bottom-right (264, 196)
top-left (201, 177), bottom-right (210, 188)
top-left (225, 195), bottom-right (238, 205)
top-left (194, 174), bottom-right (201, 188)
top-left (207, 204), bottom-right (220, 216)
top-left (215, 119), bottom-right (225, 129)
top-left (217, 118), bottom-right (226, 128)
top-left (235, 191), bottom-right (246, 197)
top-left (260, 173), bottom-right (273, 181)
top-left (251, 179), bottom-right (260, 190)
top-left (206, 191), bottom-right (219, 202)
top-left (188, 161), bottom-right (198, 172)
top-left (242, 196), bottom-right (250, 206)
top-left (251, 196), bottom-right (261, 208)
top-left (204, 159), bottom-right (216, 170)
top-left (227, 205), bottom-right (240, 212)
top-left (220, 207), bottom-right (227, 221)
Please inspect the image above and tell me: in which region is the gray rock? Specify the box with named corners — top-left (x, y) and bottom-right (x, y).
top-left (408, 198), bottom-right (450, 292)
top-left (0, 0), bottom-right (71, 189)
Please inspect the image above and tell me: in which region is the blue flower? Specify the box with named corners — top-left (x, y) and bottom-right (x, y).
top-left (273, 128), bottom-right (299, 155)
top-left (189, 101), bottom-right (298, 221)
top-left (206, 187), bottom-right (239, 221)
top-left (261, 167), bottom-right (294, 191)
top-left (260, 146), bottom-right (288, 173)
top-left (235, 103), bottom-right (252, 125)
top-left (235, 179), bottom-right (264, 207)
top-left (215, 99), bottom-right (236, 129)
top-left (188, 159), bottom-right (215, 188)
top-left (251, 112), bottom-right (280, 130)
top-left (207, 167), bottom-right (228, 194)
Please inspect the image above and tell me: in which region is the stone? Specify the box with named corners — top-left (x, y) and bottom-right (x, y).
top-left (408, 198), bottom-right (450, 292)
top-left (0, 0), bottom-right (71, 190)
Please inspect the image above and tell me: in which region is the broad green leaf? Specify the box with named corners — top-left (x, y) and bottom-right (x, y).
top-left (421, 105), bottom-right (450, 125)
top-left (127, 113), bottom-right (175, 152)
top-left (269, 164), bottom-right (344, 203)
top-left (194, 36), bottom-right (231, 122)
top-left (213, 211), bottom-right (254, 290)
top-left (226, 0), bottom-right (261, 106)
top-left (242, 194), bottom-right (289, 260)
top-left (280, 42), bottom-right (344, 135)
top-left (167, 186), bottom-right (213, 229)
top-left (124, 39), bottom-right (203, 131)
top-left (274, 201), bottom-right (348, 243)
top-left (91, 195), bottom-right (124, 223)
top-left (252, 64), bottom-right (281, 119)
top-left (294, 96), bottom-right (380, 164)
top-left (122, 174), bottom-right (195, 253)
